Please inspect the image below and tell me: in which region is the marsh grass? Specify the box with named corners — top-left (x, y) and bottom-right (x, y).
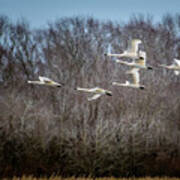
top-left (2, 177), bottom-right (180, 180)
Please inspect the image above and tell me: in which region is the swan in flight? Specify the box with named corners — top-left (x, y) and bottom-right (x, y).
top-left (75, 87), bottom-right (112, 101)
top-left (105, 39), bottom-right (142, 59)
top-left (112, 68), bottom-right (145, 90)
top-left (116, 51), bottom-right (153, 70)
top-left (159, 58), bottom-right (180, 75)
top-left (28, 76), bottom-right (63, 87)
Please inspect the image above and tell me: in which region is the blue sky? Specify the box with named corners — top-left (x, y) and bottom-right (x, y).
top-left (1, 0), bottom-right (180, 28)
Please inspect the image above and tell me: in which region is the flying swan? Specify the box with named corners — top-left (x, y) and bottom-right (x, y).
top-left (28, 76), bottom-right (63, 87)
top-left (116, 51), bottom-right (153, 70)
top-left (75, 87), bottom-right (112, 101)
top-left (112, 68), bottom-right (145, 90)
top-left (159, 58), bottom-right (180, 75)
top-left (105, 39), bottom-right (142, 59)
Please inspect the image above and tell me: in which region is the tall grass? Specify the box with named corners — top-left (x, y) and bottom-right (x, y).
top-left (2, 177), bottom-right (180, 180)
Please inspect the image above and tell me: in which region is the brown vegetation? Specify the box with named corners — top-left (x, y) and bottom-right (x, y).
top-left (2, 177), bottom-right (180, 180)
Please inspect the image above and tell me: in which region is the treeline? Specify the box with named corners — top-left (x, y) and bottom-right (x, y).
top-left (0, 14), bottom-right (180, 177)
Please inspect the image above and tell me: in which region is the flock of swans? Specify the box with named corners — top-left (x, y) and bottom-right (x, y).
top-left (28, 39), bottom-right (180, 101)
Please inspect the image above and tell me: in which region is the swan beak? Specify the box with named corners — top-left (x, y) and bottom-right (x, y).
top-left (139, 86), bottom-right (145, 90)
top-left (106, 92), bottom-right (112, 96)
top-left (148, 66), bottom-right (153, 70)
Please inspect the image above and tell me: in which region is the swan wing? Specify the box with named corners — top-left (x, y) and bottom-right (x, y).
top-left (128, 68), bottom-right (140, 85)
top-left (39, 76), bottom-right (53, 83)
top-left (39, 76), bottom-right (62, 86)
top-left (88, 94), bottom-right (102, 101)
top-left (174, 70), bottom-right (180, 75)
top-left (174, 59), bottom-right (180, 66)
top-left (128, 39), bottom-right (141, 53)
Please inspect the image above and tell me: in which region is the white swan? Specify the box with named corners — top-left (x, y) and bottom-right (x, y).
top-left (28, 76), bottom-right (62, 87)
top-left (75, 87), bottom-right (112, 101)
top-left (159, 58), bottom-right (180, 75)
top-left (105, 39), bottom-right (142, 59)
top-left (112, 68), bottom-right (145, 90)
top-left (116, 51), bottom-right (153, 70)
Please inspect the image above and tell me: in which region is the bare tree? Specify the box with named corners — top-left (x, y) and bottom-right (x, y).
top-left (1, 14), bottom-right (180, 177)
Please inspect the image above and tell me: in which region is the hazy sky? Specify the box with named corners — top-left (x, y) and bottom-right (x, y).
top-left (1, 0), bottom-right (180, 28)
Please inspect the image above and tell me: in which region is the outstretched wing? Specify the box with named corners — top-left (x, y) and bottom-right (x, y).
top-left (127, 68), bottom-right (140, 85)
top-left (174, 59), bottom-right (180, 66)
top-left (174, 70), bottom-right (180, 75)
top-left (128, 39), bottom-right (142, 53)
top-left (88, 94), bottom-right (102, 101)
top-left (39, 76), bottom-right (53, 83)
top-left (39, 76), bottom-right (62, 87)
